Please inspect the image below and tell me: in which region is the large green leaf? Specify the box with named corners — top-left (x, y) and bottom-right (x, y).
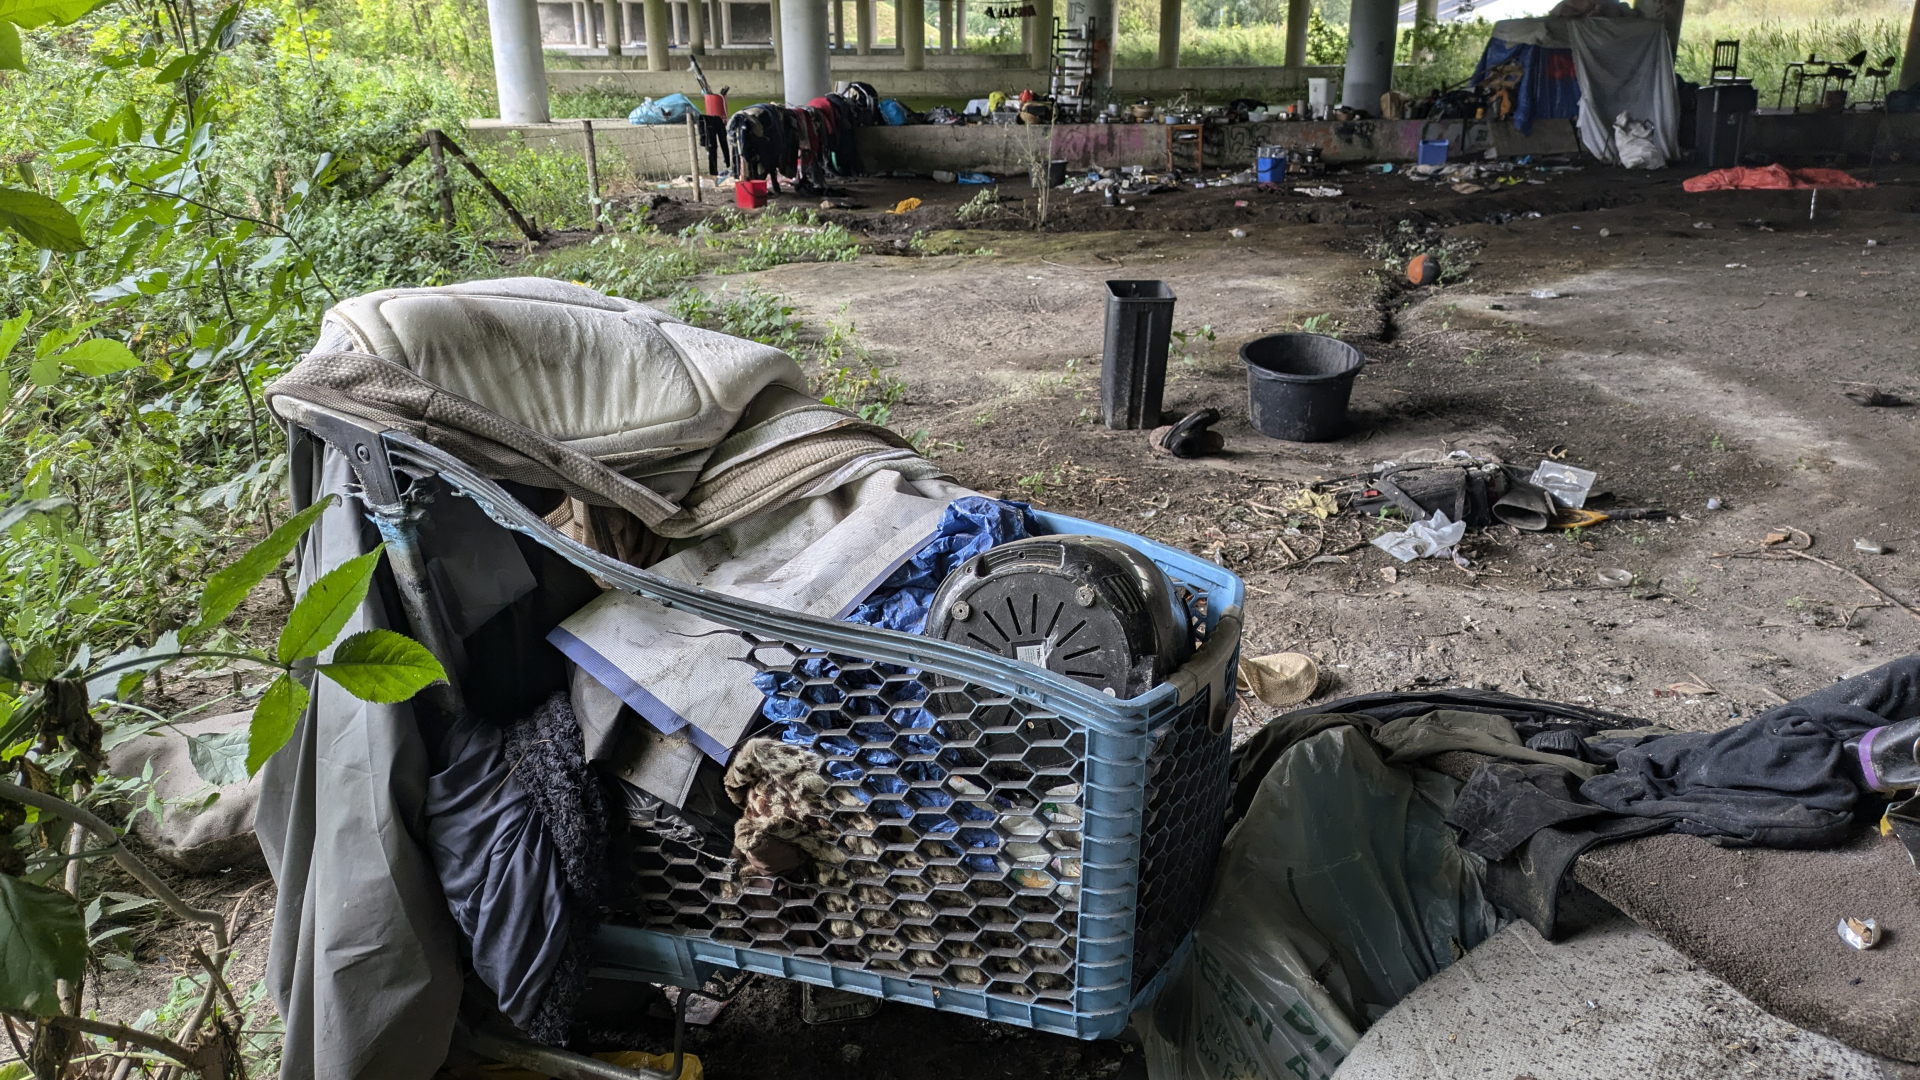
top-left (186, 494), bottom-right (334, 642)
top-left (0, 0), bottom-right (109, 28)
top-left (85, 629), bottom-right (179, 702)
top-left (247, 673), bottom-right (309, 775)
top-left (0, 495), bottom-right (72, 533)
top-left (276, 547), bottom-right (381, 665)
top-left (0, 21), bottom-right (22, 72)
top-left (317, 629), bottom-right (446, 703)
top-left (186, 728), bottom-right (249, 786)
top-left (0, 873), bottom-right (86, 1016)
top-left (0, 309), bottom-right (29, 365)
top-left (0, 186), bottom-right (84, 252)
top-left (57, 337), bottom-right (139, 376)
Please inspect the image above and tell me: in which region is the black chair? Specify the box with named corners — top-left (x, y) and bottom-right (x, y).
top-left (1710, 40), bottom-right (1740, 83)
top-left (1860, 56), bottom-right (1898, 106)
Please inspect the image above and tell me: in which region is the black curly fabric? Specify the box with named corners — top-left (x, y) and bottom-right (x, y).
top-left (424, 691), bottom-right (610, 1046)
top-left (504, 692), bottom-right (609, 1045)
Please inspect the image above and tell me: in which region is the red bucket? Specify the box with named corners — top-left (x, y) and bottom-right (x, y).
top-left (704, 93), bottom-right (726, 116)
top-left (735, 179), bottom-right (768, 209)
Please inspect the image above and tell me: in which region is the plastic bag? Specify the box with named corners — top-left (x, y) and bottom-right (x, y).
top-left (629, 92), bottom-right (698, 125)
top-left (1138, 727), bottom-right (1497, 1080)
top-left (1369, 510), bottom-right (1466, 563)
top-left (1612, 110), bottom-right (1666, 170)
top-left (879, 98), bottom-right (911, 125)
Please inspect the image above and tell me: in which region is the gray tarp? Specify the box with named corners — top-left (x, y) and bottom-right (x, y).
top-left (255, 447), bottom-right (462, 1080)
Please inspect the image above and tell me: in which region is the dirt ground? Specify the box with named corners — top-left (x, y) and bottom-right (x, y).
top-left (73, 157), bottom-right (1920, 1078)
top-left (643, 162), bottom-right (1920, 1077)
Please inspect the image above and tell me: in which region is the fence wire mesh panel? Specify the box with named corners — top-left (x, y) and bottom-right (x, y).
top-left (608, 643), bottom-right (1090, 1005)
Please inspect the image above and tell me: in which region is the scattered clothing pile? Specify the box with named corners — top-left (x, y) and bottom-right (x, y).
top-left (727, 82), bottom-right (885, 195)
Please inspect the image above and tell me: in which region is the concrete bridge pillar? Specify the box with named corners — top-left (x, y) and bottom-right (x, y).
top-left (487, 0), bottom-right (550, 122)
top-left (1341, 0), bottom-right (1395, 110)
top-left (782, 0), bottom-right (832, 102)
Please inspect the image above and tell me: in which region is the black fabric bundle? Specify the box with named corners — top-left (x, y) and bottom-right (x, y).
top-left (1234, 656), bottom-right (1920, 939)
top-left (423, 692), bottom-right (608, 1044)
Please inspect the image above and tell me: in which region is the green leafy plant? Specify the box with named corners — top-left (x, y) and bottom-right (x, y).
top-left (954, 186), bottom-right (1001, 224)
top-left (0, 496), bottom-right (444, 1072)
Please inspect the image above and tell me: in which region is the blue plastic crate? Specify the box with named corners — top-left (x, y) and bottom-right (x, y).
top-left (1418, 139), bottom-right (1449, 166)
top-left (576, 508), bottom-right (1245, 1040)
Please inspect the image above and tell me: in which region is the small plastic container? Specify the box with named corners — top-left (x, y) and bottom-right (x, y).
top-left (735, 179), bottom-right (769, 209)
top-left (1528, 461), bottom-right (1598, 508)
top-left (1418, 139), bottom-right (1450, 165)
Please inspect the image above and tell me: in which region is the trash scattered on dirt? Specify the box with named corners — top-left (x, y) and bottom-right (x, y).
top-left (1596, 568), bottom-right (1635, 588)
top-left (1839, 916), bottom-right (1881, 950)
top-left (1598, 228), bottom-right (1611, 237)
top-left (1529, 461), bottom-right (1599, 508)
top-left (887, 197), bottom-right (922, 214)
top-left (1693, 221), bottom-right (1715, 229)
top-left (1408, 252), bottom-right (1440, 286)
top-left (1229, 228), bottom-right (1248, 238)
top-left (1371, 510), bottom-right (1467, 563)
top-left (1796, 290), bottom-right (1812, 298)
top-left (1295, 186), bottom-right (1343, 198)
top-left (1238, 652), bottom-right (1321, 707)
top-left (1531, 289), bottom-right (1562, 299)
top-left (1855, 539), bottom-right (1890, 555)
top-left (1707, 497), bottom-right (1724, 510)
top-left (1843, 388), bottom-right (1908, 407)
top-left (1283, 488), bottom-right (1339, 520)
top-left (1149, 408), bottom-right (1225, 458)
top-left (1668, 673), bottom-right (1718, 695)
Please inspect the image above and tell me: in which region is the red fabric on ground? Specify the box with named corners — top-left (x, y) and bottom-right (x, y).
top-left (1684, 165), bottom-right (1876, 193)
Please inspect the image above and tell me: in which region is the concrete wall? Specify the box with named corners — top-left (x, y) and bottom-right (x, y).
top-left (466, 116), bottom-right (1581, 182)
top-left (465, 112), bottom-right (1915, 185)
top-left (1743, 111), bottom-right (1920, 161)
top-left (544, 62), bottom-right (1350, 100)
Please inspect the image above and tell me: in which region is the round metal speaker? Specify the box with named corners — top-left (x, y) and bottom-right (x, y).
top-left (925, 536), bottom-right (1191, 698)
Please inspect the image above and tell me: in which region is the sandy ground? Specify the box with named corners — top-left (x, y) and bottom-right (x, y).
top-left (64, 161), bottom-right (1920, 1078)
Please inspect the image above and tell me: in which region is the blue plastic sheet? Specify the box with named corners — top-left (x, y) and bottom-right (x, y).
top-left (1472, 38), bottom-right (1580, 136)
top-left (755, 497), bottom-right (1041, 739)
top-left (629, 93), bottom-right (698, 125)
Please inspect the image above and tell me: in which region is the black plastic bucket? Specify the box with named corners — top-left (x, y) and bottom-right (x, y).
top-left (1240, 333), bottom-right (1365, 442)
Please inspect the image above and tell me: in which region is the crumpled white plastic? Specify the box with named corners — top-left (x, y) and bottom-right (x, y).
top-left (1613, 110), bottom-right (1667, 170)
top-left (1371, 510), bottom-right (1467, 563)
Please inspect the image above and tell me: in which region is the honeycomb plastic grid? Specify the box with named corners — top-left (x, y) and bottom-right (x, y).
top-left (608, 643), bottom-right (1088, 1005)
top-left (1129, 687), bottom-right (1232, 992)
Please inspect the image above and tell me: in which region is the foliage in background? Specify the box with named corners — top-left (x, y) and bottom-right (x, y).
top-left (1675, 16), bottom-right (1906, 103)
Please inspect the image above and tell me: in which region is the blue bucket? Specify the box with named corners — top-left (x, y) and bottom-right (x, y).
top-left (1257, 156), bottom-right (1286, 183)
top-left (1417, 139), bottom-right (1449, 165)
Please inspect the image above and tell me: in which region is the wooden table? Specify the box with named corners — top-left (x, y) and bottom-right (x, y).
top-left (1164, 123), bottom-right (1205, 172)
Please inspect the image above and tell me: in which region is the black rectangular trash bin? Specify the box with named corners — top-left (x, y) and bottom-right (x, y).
top-left (1102, 280), bottom-right (1176, 430)
top-left (1696, 82), bottom-right (1758, 169)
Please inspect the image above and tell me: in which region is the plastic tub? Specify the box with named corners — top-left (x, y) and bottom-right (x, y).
top-left (1418, 139), bottom-right (1449, 165)
top-left (735, 179), bottom-right (769, 209)
top-left (1240, 333), bottom-right (1365, 442)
